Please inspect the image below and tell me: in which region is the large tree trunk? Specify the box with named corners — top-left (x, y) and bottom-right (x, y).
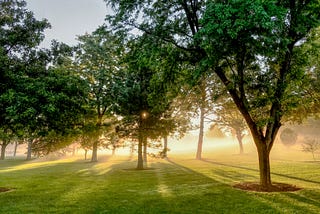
top-left (256, 142), bottom-right (271, 189)
top-left (91, 141), bottom-right (98, 162)
top-left (137, 130), bottom-right (144, 170)
top-left (26, 138), bottom-right (33, 160)
top-left (235, 129), bottom-right (244, 154)
top-left (196, 105), bottom-right (205, 160)
top-left (162, 136), bottom-right (168, 159)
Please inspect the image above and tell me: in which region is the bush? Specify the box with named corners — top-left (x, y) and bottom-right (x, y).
top-left (280, 128), bottom-right (298, 146)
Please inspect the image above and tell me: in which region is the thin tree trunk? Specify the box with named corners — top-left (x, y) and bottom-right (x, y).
top-left (112, 147), bottom-right (116, 156)
top-left (143, 137), bottom-right (147, 166)
top-left (26, 139), bottom-right (33, 160)
top-left (162, 136), bottom-right (168, 159)
top-left (84, 149), bottom-right (88, 160)
top-left (196, 105), bottom-right (205, 160)
top-left (13, 141), bottom-right (18, 157)
top-left (91, 141), bottom-right (98, 162)
top-left (130, 142), bottom-right (134, 159)
top-left (236, 130), bottom-right (244, 154)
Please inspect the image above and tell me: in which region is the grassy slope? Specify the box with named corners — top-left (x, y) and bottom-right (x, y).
top-left (0, 145), bottom-right (320, 214)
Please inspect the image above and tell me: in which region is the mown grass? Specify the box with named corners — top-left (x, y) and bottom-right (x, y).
top-left (0, 147), bottom-right (320, 214)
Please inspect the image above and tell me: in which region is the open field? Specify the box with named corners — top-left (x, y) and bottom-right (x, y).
top-left (1, 142), bottom-right (320, 214)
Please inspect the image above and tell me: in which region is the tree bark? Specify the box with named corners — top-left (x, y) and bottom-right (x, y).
top-left (0, 143), bottom-right (7, 160)
top-left (26, 138), bottom-right (33, 160)
top-left (91, 141), bottom-right (98, 162)
top-left (137, 130), bottom-right (144, 169)
top-left (256, 142), bottom-right (271, 189)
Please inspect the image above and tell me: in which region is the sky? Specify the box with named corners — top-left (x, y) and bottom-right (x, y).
top-left (25, 0), bottom-right (111, 48)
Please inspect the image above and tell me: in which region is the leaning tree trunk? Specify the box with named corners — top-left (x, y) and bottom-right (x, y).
top-left (196, 105), bottom-right (205, 160)
top-left (235, 129), bottom-right (244, 154)
top-left (137, 130), bottom-right (144, 170)
top-left (91, 141), bottom-right (98, 162)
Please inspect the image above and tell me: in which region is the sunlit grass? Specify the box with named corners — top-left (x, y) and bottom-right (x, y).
top-left (0, 146), bottom-right (320, 213)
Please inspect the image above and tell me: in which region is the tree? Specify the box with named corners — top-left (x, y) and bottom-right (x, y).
top-left (199, 0), bottom-right (320, 189)
top-left (74, 27), bottom-right (123, 162)
top-left (113, 34), bottom-right (186, 169)
top-left (103, 131), bottom-right (122, 156)
top-left (0, 128), bottom-right (13, 160)
top-left (192, 72), bottom-right (224, 159)
top-left (214, 100), bottom-right (248, 154)
top-left (0, 0), bottom-right (49, 160)
top-left (302, 138), bottom-right (320, 160)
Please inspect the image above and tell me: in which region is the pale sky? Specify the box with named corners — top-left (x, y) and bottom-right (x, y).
top-left (25, 0), bottom-right (111, 48)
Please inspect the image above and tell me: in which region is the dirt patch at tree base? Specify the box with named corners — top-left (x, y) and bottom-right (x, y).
top-left (0, 187), bottom-right (13, 193)
top-left (233, 182), bottom-right (302, 192)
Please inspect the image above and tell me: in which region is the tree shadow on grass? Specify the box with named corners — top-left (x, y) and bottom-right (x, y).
top-left (201, 159), bottom-right (320, 185)
top-left (285, 190), bottom-right (320, 208)
top-left (1, 157), bottom-right (319, 213)
top-left (166, 159), bottom-right (320, 213)
top-left (62, 159), bottom-right (284, 213)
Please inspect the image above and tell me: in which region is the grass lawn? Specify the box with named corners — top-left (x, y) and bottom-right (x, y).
top-left (0, 145), bottom-right (320, 213)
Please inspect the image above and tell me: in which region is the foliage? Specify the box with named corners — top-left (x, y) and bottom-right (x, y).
top-left (214, 100), bottom-right (247, 137)
top-left (75, 26), bottom-right (124, 119)
top-left (280, 128), bottom-right (298, 147)
top-left (113, 34), bottom-right (188, 141)
top-left (0, 0), bottom-right (50, 146)
top-left (74, 27), bottom-right (125, 161)
top-left (205, 124), bottom-right (225, 139)
top-left (0, 1), bottom-right (91, 158)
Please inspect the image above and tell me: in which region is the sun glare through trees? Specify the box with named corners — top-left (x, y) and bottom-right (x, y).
top-left (1, 0), bottom-right (320, 213)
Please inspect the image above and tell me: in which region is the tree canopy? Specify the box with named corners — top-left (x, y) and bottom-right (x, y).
top-left (106, 0), bottom-right (320, 189)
